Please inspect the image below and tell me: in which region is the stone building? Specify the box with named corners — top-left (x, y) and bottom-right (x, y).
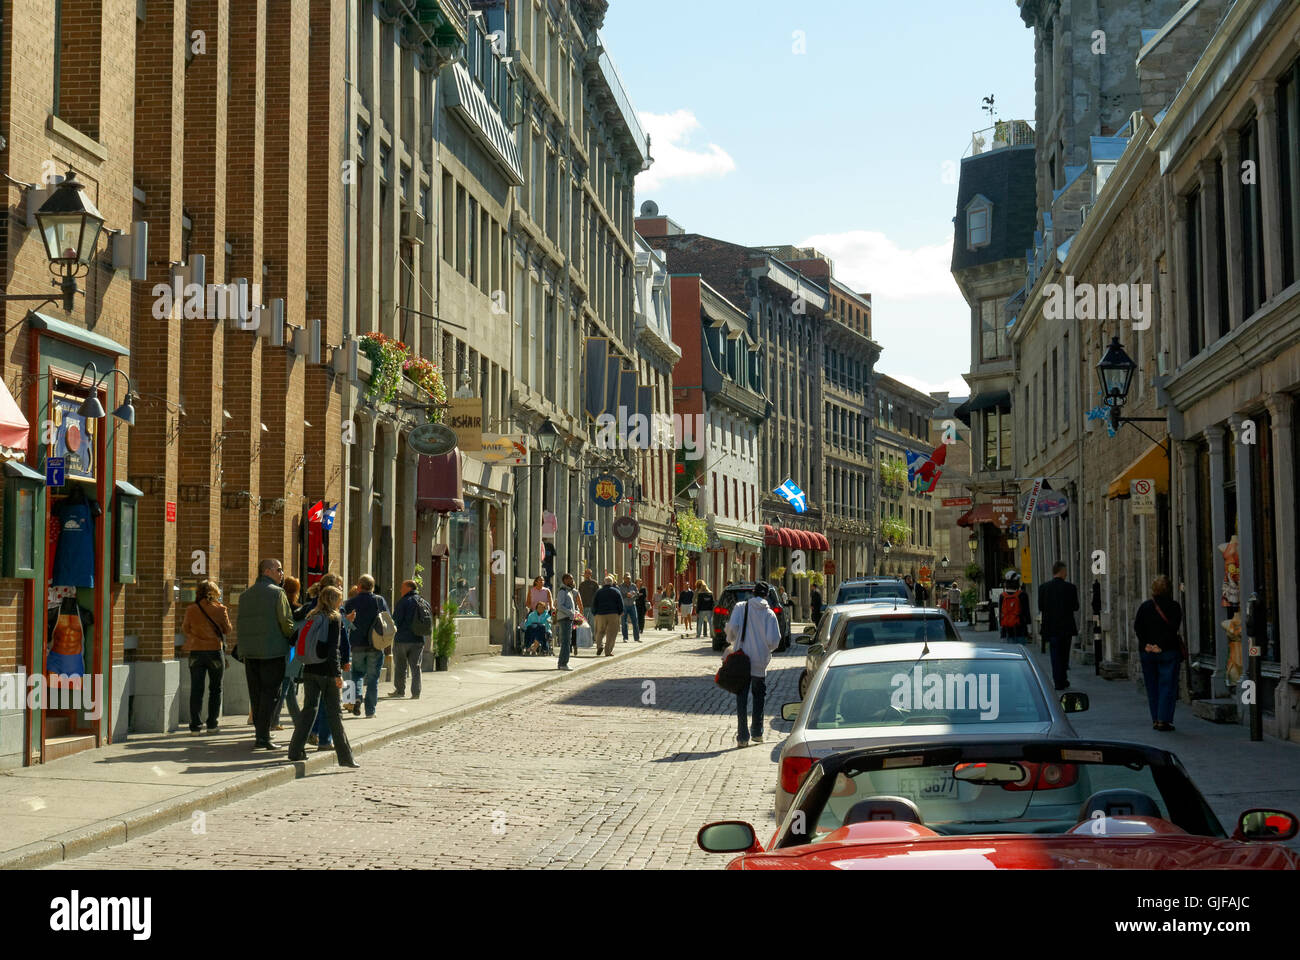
top-left (928, 392), bottom-right (973, 601)
top-left (1154, 0), bottom-right (1300, 737)
top-left (757, 246), bottom-right (879, 596)
top-left (872, 374), bottom-right (940, 582)
top-left (497, 0), bottom-right (650, 618)
top-left (639, 218), bottom-right (830, 616)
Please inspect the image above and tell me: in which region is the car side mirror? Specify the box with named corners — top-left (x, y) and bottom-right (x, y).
top-left (1233, 809), bottom-right (1300, 842)
top-left (697, 820), bottom-right (760, 854)
top-left (781, 701), bottom-right (802, 721)
top-left (797, 627), bottom-right (814, 644)
top-left (1059, 691), bottom-right (1089, 713)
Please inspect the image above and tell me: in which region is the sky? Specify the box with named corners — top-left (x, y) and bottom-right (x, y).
top-left (602, 0), bottom-right (1036, 398)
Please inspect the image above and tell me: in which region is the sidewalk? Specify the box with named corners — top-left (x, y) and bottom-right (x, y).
top-left (958, 623), bottom-right (1300, 841)
top-left (0, 626), bottom-right (684, 869)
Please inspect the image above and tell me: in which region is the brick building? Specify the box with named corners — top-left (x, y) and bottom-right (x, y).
top-left (872, 374), bottom-right (939, 582)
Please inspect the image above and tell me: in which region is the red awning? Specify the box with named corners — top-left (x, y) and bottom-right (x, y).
top-left (763, 524), bottom-right (781, 546)
top-left (957, 500), bottom-right (1016, 528)
top-left (796, 530), bottom-right (813, 550)
top-left (815, 533), bottom-right (830, 551)
top-left (416, 451), bottom-right (464, 513)
top-left (0, 377), bottom-right (29, 459)
top-left (777, 527), bottom-right (794, 547)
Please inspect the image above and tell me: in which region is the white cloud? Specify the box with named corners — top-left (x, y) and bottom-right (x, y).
top-left (886, 372), bottom-right (970, 399)
top-left (798, 230), bottom-right (959, 301)
top-left (636, 109), bottom-right (736, 193)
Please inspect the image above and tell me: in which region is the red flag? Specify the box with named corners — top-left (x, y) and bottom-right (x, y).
top-left (308, 500), bottom-right (325, 523)
top-left (917, 444), bottom-right (948, 493)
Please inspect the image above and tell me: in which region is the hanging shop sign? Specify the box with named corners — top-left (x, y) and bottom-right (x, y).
top-left (1021, 479), bottom-right (1043, 526)
top-left (408, 422), bottom-right (458, 457)
top-left (990, 496), bottom-right (1016, 529)
top-left (45, 457), bottom-right (65, 487)
top-left (445, 398), bottom-right (482, 452)
top-left (941, 496), bottom-right (973, 508)
top-left (50, 388), bottom-right (96, 482)
top-left (1036, 490), bottom-right (1069, 517)
top-left (479, 434), bottom-right (529, 465)
top-left (612, 515), bottom-right (640, 544)
top-left (590, 473), bottom-right (623, 508)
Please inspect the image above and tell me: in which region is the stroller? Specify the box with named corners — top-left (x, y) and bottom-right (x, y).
top-left (655, 598), bottom-right (676, 629)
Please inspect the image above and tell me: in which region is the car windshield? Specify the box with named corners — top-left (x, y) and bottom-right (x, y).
top-left (777, 746), bottom-right (1225, 844)
top-left (838, 582), bottom-right (908, 603)
top-left (807, 657), bottom-right (1049, 729)
top-left (837, 615), bottom-right (960, 648)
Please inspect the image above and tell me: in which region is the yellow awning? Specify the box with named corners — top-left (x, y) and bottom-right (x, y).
top-left (1107, 441), bottom-right (1169, 499)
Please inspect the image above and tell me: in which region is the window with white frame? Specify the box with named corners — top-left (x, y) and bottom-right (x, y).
top-left (966, 194), bottom-right (992, 249)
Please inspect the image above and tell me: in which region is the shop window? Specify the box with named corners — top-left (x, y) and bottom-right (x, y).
top-left (114, 480), bottom-right (142, 583)
top-left (447, 504), bottom-right (483, 619)
top-left (2, 462), bottom-right (43, 579)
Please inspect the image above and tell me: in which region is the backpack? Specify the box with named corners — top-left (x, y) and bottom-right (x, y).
top-left (372, 607), bottom-right (397, 650)
top-left (294, 614), bottom-right (332, 666)
top-left (1000, 591), bottom-right (1022, 629)
top-left (411, 595), bottom-right (433, 638)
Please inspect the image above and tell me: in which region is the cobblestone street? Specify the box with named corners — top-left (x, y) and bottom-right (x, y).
top-left (57, 636), bottom-right (803, 869)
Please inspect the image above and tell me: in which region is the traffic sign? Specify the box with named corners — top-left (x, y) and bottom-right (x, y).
top-left (166, 501), bottom-right (176, 523)
top-left (582, 520), bottom-right (596, 536)
top-left (45, 457), bottom-right (64, 487)
top-left (1131, 478), bottom-right (1155, 516)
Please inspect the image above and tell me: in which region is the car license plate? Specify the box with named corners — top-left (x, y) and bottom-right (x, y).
top-left (899, 775), bottom-right (955, 800)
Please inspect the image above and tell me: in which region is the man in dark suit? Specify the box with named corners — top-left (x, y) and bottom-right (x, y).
top-left (1038, 561), bottom-right (1079, 690)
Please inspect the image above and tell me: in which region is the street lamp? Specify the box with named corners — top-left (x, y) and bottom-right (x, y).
top-left (535, 419), bottom-right (559, 456)
top-left (454, 368), bottom-right (475, 399)
top-left (967, 537), bottom-right (978, 556)
top-left (940, 556), bottom-right (949, 568)
top-left (1096, 335), bottom-right (1167, 446)
top-left (1, 169), bottom-right (107, 312)
top-left (72, 362), bottom-right (136, 424)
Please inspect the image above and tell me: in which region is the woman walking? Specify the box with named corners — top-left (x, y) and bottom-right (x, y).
top-left (271, 576), bottom-right (304, 732)
top-left (677, 583), bottom-right (693, 631)
top-left (287, 585), bottom-right (360, 768)
top-left (694, 581), bottom-right (715, 640)
top-left (180, 580), bottom-right (233, 734)
top-left (1135, 575), bottom-right (1184, 732)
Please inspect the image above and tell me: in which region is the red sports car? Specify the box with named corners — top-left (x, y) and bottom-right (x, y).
top-left (697, 738), bottom-right (1300, 869)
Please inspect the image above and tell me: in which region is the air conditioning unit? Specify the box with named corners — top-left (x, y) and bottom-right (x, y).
top-left (400, 209), bottom-right (424, 244)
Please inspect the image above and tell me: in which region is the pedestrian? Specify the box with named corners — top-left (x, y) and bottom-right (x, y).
top-left (286, 585), bottom-right (360, 768)
top-left (555, 572), bottom-right (579, 670)
top-left (810, 581), bottom-right (823, 624)
top-left (902, 574), bottom-right (917, 605)
top-left (619, 573), bottom-right (642, 643)
top-left (694, 580), bottom-right (715, 639)
top-left (635, 578), bottom-right (648, 632)
top-left (527, 574), bottom-right (553, 615)
top-left (999, 573), bottom-right (1031, 642)
top-left (271, 575), bottom-right (304, 732)
top-left (947, 583), bottom-right (963, 621)
top-left (523, 602), bottom-right (552, 655)
top-left (677, 582), bottom-right (694, 631)
top-left (724, 579), bottom-right (781, 747)
top-left (235, 558), bottom-right (296, 750)
top-left (1038, 560), bottom-right (1080, 690)
top-left (592, 575), bottom-right (624, 656)
top-left (914, 579), bottom-right (930, 608)
top-left (1135, 575), bottom-right (1184, 732)
top-left (180, 579), bottom-right (233, 735)
top-left (578, 568), bottom-right (598, 614)
top-left (303, 574), bottom-right (351, 747)
top-left (342, 574), bottom-right (390, 719)
top-left (388, 579), bottom-right (426, 699)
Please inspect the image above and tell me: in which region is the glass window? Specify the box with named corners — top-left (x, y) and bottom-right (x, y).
top-left (967, 200), bottom-right (990, 248)
top-left (980, 298), bottom-right (1008, 361)
top-left (448, 503), bottom-right (483, 619)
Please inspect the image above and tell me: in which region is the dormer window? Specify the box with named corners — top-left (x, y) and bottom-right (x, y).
top-left (966, 194), bottom-right (992, 250)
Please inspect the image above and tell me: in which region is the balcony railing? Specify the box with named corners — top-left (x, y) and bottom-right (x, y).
top-left (964, 119), bottom-right (1034, 158)
top-left (413, 0), bottom-right (468, 47)
top-left (594, 31), bottom-right (650, 168)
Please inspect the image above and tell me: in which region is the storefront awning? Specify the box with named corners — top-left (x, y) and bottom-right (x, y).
top-left (953, 390), bottom-right (1011, 427)
top-left (763, 524), bottom-right (781, 546)
top-left (0, 376), bottom-right (29, 460)
top-left (957, 499), bottom-right (1018, 528)
top-left (1107, 441), bottom-right (1170, 500)
top-left (717, 531), bottom-right (764, 548)
top-left (814, 532), bottom-right (830, 551)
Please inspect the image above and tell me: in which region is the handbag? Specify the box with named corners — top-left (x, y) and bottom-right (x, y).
top-left (1151, 600), bottom-right (1187, 659)
top-left (196, 600), bottom-right (239, 664)
top-left (715, 602), bottom-right (753, 694)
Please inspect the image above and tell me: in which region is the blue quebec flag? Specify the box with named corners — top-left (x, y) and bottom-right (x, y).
top-left (775, 478), bottom-right (808, 514)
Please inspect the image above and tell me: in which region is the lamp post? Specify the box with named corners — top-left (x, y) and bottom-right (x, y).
top-left (71, 362), bottom-right (136, 424)
top-left (1, 170), bottom-right (106, 312)
top-left (1096, 336), bottom-right (1168, 448)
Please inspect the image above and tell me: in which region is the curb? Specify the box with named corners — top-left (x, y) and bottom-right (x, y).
top-left (1, 631), bottom-right (679, 870)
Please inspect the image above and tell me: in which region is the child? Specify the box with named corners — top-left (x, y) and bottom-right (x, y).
top-left (523, 602), bottom-right (552, 655)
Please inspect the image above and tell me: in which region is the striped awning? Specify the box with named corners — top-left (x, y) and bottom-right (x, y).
top-left (0, 376), bottom-right (29, 460)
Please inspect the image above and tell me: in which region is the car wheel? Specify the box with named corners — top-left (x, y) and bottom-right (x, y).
top-left (798, 671), bottom-right (808, 699)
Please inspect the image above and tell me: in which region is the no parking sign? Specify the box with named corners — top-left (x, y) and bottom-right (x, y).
top-left (1131, 478), bottom-right (1155, 516)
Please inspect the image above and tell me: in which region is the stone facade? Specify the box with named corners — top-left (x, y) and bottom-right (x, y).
top-left (872, 374), bottom-right (939, 580)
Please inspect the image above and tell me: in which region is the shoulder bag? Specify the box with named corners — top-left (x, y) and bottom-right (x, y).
top-left (197, 601), bottom-right (239, 664)
top-left (1151, 600), bottom-right (1188, 660)
top-left (715, 602), bottom-right (752, 694)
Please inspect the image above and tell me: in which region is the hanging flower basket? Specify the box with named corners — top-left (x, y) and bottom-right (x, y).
top-left (404, 356), bottom-right (447, 422)
top-left (357, 332), bottom-right (409, 405)
top-left (880, 517), bottom-right (912, 545)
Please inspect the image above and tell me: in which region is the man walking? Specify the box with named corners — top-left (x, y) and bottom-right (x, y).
top-left (342, 574), bottom-right (390, 718)
top-left (555, 572), bottom-right (579, 670)
top-left (592, 575), bottom-right (624, 657)
top-left (619, 573), bottom-right (642, 643)
top-left (810, 581), bottom-right (823, 625)
top-left (236, 559), bottom-right (296, 750)
top-left (724, 579), bottom-right (781, 747)
top-left (389, 580), bottom-right (425, 699)
top-left (635, 578), bottom-right (648, 632)
top-left (1038, 561), bottom-right (1079, 690)
top-left (578, 568), bottom-right (598, 615)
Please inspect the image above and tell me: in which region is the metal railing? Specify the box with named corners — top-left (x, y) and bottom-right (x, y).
top-left (965, 120), bottom-right (1035, 158)
top-left (595, 31), bottom-right (649, 163)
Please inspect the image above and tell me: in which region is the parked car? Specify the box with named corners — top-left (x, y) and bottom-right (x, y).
top-left (709, 582), bottom-right (790, 652)
top-left (834, 577), bottom-right (910, 606)
top-left (796, 605), bottom-right (962, 699)
top-left (699, 738), bottom-right (1300, 869)
top-left (774, 641), bottom-right (1085, 821)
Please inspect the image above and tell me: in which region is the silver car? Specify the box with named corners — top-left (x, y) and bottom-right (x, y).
top-left (774, 641), bottom-right (1088, 821)
top-left (796, 605), bottom-right (963, 699)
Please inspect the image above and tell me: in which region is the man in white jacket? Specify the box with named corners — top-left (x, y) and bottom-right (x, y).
top-left (724, 581), bottom-right (782, 747)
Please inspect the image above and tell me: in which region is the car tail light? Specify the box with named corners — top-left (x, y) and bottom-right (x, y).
top-left (772, 606), bottom-right (782, 616)
top-left (1003, 761), bottom-right (1079, 791)
top-left (781, 755), bottom-right (814, 795)
top-left (714, 606), bottom-right (728, 616)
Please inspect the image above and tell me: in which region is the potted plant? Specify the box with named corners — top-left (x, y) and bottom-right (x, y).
top-left (433, 600), bottom-right (458, 671)
top-left (965, 562), bottom-right (983, 583)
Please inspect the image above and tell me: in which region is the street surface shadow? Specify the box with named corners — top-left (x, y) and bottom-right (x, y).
top-left (650, 750), bottom-right (729, 762)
